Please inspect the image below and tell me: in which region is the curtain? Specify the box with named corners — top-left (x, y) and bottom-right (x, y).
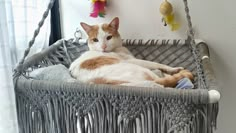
top-left (12, 0), bottom-right (51, 61)
top-left (0, 0), bottom-right (51, 132)
top-left (49, 0), bottom-right (62, 45)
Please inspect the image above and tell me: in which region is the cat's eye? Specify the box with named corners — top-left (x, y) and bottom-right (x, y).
top-left (106, 35), bottom-right (112, 40)
top-left (92, 38), bottom-right (99, 42)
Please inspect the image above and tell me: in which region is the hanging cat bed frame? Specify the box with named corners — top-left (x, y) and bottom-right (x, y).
top-left (13, 0), bottom-right (220, 133)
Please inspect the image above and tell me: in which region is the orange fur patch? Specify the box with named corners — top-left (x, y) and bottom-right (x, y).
top-left (80, 56), bottom-right (120, 70)
top-left (90, 78), bottom-right (129, 85)
top-left (87, 25), bottom-right (99, 44)
top-left (102, 24), bottom-right (120, 37)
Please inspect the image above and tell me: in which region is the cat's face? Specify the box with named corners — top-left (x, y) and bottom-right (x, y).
top-left (80, 17), bottom-right (122, 52)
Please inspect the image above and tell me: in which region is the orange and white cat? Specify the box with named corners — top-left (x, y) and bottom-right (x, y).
top-left (69, 17), bottom-right (193, 88)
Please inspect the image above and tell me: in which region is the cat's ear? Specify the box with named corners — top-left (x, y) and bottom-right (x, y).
top-left (80, 22), bottom-right (92, 34)
top-left (109, 17), bottom-right (119, 31)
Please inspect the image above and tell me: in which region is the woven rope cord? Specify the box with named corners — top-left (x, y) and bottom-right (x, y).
top-left (183, 0), bottom-right (195, 43)
top-left (182, 0), bottom-right (207, 89)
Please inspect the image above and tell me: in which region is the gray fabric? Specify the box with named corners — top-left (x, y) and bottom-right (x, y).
top-left (29, 64), bottom-right (75, 81)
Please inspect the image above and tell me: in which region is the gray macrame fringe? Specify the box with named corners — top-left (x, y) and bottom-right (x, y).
top-left (16, 91), bottom-right (218, 133)
top-left (15, 75), bottom-right (218, 133)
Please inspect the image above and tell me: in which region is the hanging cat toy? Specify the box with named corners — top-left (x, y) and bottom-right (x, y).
top-left (90, 0), bottom-right (107, 18)
top-left (159, 0), bottom-right (180, 31)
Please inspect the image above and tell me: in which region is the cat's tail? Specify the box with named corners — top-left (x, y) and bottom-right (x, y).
top-left (155, 70), bottom-right (194, 87)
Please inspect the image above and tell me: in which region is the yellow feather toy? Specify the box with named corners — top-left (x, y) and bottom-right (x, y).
top-left (160, 0), bottom-right (180, 31)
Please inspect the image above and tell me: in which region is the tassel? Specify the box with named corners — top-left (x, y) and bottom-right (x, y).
top-left (16, 90), bottom-right (218, 133)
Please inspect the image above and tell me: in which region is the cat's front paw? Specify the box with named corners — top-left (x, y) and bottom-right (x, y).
top-left (179, 70), bottom-right (194, 80)
top-left (168, 67), bottom-right (184, 74)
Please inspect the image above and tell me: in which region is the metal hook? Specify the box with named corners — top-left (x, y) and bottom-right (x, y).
top-left (73, 28), bottom-right (83, 43)
top-left (74, 28), bottom-right (82, 39)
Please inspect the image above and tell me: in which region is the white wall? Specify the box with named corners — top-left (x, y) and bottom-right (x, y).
top-left (60, 0), bottom-right (236, 132)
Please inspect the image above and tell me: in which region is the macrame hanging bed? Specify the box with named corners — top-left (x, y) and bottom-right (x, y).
top-left (13, 0), bottom-right (220, 133)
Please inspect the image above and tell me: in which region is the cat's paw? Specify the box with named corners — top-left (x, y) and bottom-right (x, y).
top-left (168, 67), bottom-right (184, 74)
top-left (179, 70), bottom-right (194, 80)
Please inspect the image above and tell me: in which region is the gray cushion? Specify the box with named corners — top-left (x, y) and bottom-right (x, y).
top-left (29, 64), bottom-right (75, 82)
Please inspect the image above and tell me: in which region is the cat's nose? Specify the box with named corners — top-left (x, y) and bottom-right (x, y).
top-left (102, 44), bottom-right (107, 49)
